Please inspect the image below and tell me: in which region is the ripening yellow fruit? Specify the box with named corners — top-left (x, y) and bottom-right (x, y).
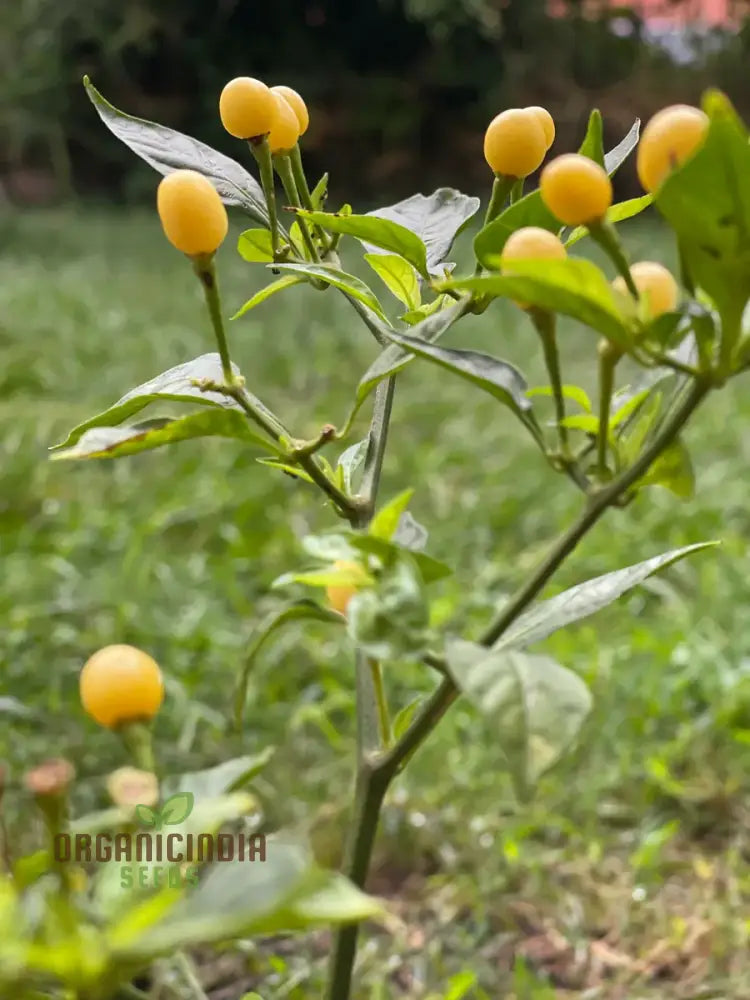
top-left (156, 170), bottom-right (228, 256)
top-left (325, 560), bottom-right (363, 616)
top-left (483, 109), bottom-right (548, 178)
top-left (219, 76), bottom-right (276, 139)
top-left (501, 226), bottom-right (567, 265)
top-left (80, 645), bottom-right (164, 729)
top-left (268, 91), bottom-right (301, 154)
top-left (526, 106), bottom-right (555, 149)
top-left (612, 261), bottom-right (679, 318)
top-left (270, 85), bottom-right (309, 136)
top-left (540, 154), bottom-right (612, 226)
top-left (636, 104), bottom-right (709, 193)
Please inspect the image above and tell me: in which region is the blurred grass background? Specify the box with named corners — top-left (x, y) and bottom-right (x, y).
top-left (1, 206), bottom-right (749, 996)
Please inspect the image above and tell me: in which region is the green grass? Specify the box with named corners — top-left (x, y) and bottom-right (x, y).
top-left (2, 207), bottom-right (750, 998)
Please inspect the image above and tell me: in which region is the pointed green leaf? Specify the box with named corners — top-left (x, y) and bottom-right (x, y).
top-left (566, 195), bottom-right (653, 247)
top-left (232, 275), bottom-right (306, 319)
top-left (336, 439), bottom-right (369, 494)
top-left (638, 439), bottom-right (695, 498)
top-left (51, 409), bottom-right (277, 461)
top-left (379, 328), bottom-right (539, 440)
top-left (366, 188), bottom-right (480, 272)
top-left (237, 229), bottom-right (275, 262)
top-left (347, 534), bottom-right (451, 584)
top-left (163, 751), bottom-right (275, 803)
top-left (474, 119), bottom-right (641, 266)
top-left (351, 298), bottom-right (468, 424)
top-left (577, 108), bottom-right (605, 167)
top-left (293, 210), bottom-right (429, 278)
top-left (401, 294), bottom-right (451, 325)
top-left (603, 118), bottom-right (641, 175)
top-left (364, 253), bottom-right (421, 309)
top-left (310, 173), bottom-right (328, 210)
top-left (160, 792), bottom-right (194, 826)
top-left (495, 542), bottom-right (718, 652)
top-left (443, 259), bottom-right (632, 349)
top-left (84, 77), bottom-right (270, 227)
top-left (256, 458), bottom-right (314, 483)
top-left (654, 90), bottom-right (750, 342)
top-left (444, 640), bottom-right (592, 800)
top-left (52, 354), bottom-right (242, 451)
top-left (271, 262), bottom-right (389, 321)
top-left (369, 489), bottom-right (415, 542)
top-left (527, 383), bottom-right (592, 413)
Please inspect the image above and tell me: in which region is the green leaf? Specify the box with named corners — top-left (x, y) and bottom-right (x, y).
top-left (603, 118), bottom-right (641, 175)
top-left (378, 328), bottom-right (539, 439)
top-left (83, 76), bottom-right (270, 228)
top-left (135, 805), bottom-right (158, 828)
top-left (474, 118), bottom-right (641, 266)
top-left (293, 210), bottom-right (429, 278)
top-left (443, 259), bottom-right (632, 349)
top-left (393, 511), bottom-right (429, 552)
top-left (560, 413), bottom-right (599, 434)
top-left (364, 253), bottom-right (421, 309)
top-left (256, 458), bottom-right (314, 483)
top-left (566, 195), bottom-right (653, 248)
top-left (51, 409), bottom-right (276, 461)
top-left (52, 353), bottom-right (242, 451)
top-left (336, 439), bottom-right (369, 493)
top-left (232, 275), bottom-right (306, 319)
top-left (351, 298), bottom-right (467, 425)
top-left (401, 294), bottom-right (451, 326)
top-left (271, 262), bottom-right (389, 322)
top-left (392, 696), bottom-right (423, 739)
top-left (234, 602), bottom-right (345, 729)
top-left (160, 792), bottom-right (194, 826)
top-left (347, 534), bottom-right (451, 584)
top-left (109, 842), bottom-right (381, 958)
top-left (369, 488), bottom-right (415, 542)
top-left (310, 173), bottom-right (328, 209)
top-left (274, 566), bottom-right (373, 589)
top-left (444, 640), bottom-right (592, 800)
top-left (301, 533), bottom-right (358, 562)
top-left (162, 752), bottom-right (275, 803)
top-left (347, 558), bottom-right (430, 660)
top-left (495, 542), bottom-right (718, 652)
top-left (237, 228), bottom-right (274, 262)
top-left (654, 90), bottom-right (750, 346)
top-left (366, 188), bottom-right (480, 272)
top-left (577, 108), bottom-right (605, 166)
top-left (637, 438), bottom-right (695, 498)
top-left (527, 383), bottom-right (592, 413)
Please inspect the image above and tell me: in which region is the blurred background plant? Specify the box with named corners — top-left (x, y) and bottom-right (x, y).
top-left (4, 0), bottom-right (750, 205)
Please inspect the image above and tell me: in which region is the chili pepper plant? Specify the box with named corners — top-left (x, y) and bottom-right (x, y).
top-left (3, 78), bottom-right (750, 1000)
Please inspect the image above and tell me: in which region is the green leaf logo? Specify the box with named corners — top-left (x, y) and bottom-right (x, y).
top-left (135, 804), bottom-right (159, 828)
top-left (159, 792), bottom-right (194, 826)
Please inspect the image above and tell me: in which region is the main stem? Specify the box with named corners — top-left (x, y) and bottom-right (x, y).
top-left (326, 377), bottom-right (396, 1000)
top-left (324, 375), bottom-right (711, 1000)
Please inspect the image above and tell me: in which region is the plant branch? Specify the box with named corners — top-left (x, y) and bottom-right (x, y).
top-left (274, 154), bottom-right (320, 262)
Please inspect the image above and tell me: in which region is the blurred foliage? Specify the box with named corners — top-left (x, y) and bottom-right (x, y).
top-left (3, 0), bottom-right (750, 204)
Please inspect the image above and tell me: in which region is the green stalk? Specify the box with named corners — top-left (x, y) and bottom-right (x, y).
top-left (290, 143), bottom-right (330, 249)
top-left (369, 659), bottom-right (392, 747)
top-left (532, 310), bottom-right (568, 453)
top-left (510, 178), bottom-right (525, 204)
top-left (588, 221), bottom-right (638, 299)
top-left (474, 174), bottom-right (515, 275)
top-left (596, 340), bottom-right (618, 478)
top-left (120, 722), bottom-right (156, 773)
top-left (192, 255), bottom-right (233, 384)
top-left (250, 137), bottom-right (281, 256)
top-left (274, 153), bottom-right (320, 262)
